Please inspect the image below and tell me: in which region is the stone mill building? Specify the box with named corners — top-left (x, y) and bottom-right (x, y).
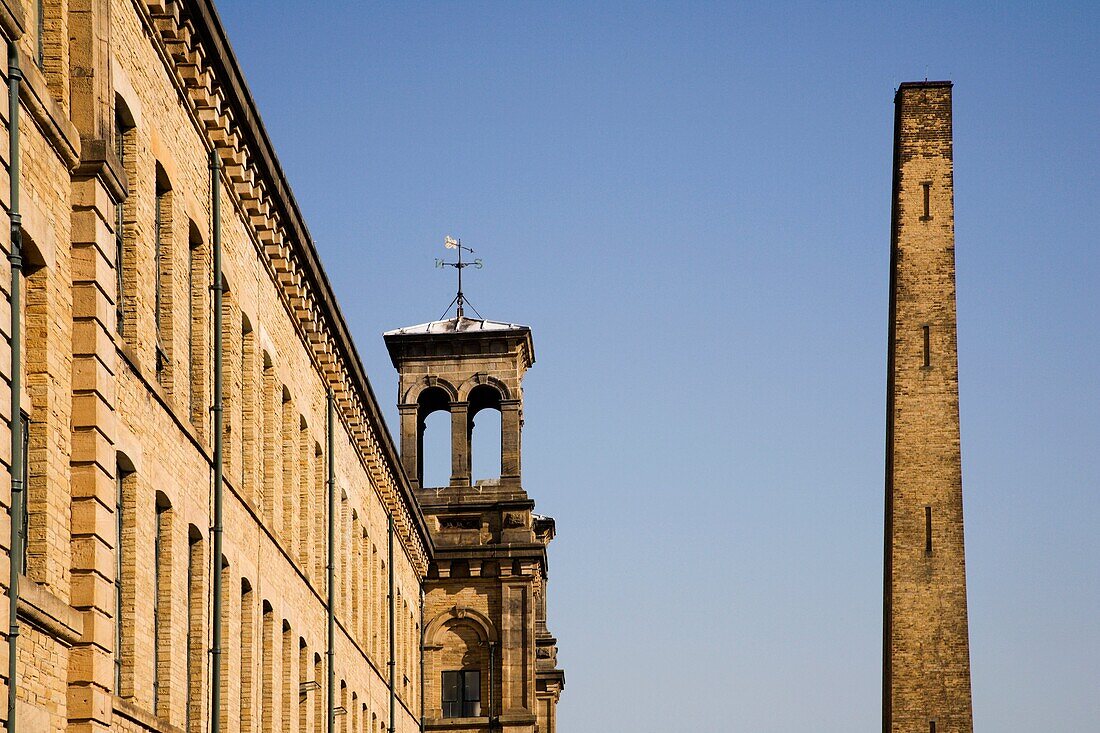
top-left (0, 0), bottom-right (564, 731)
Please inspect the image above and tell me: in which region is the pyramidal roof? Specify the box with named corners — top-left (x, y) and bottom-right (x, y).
top-left (384, 316), bottom-right (529, 337)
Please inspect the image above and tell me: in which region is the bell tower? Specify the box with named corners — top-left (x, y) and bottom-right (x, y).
top-left (385, 314), bottom-right (564, 733)
top-left (388, 317), bottom-right (532, 490)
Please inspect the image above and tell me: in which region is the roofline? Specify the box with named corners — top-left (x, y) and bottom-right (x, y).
top-left (383, 326), bottom-right (536, 370)
top-left (192, 0), bottom-right (433, 556)
top-left (895, 80), bottom-right (953, 101)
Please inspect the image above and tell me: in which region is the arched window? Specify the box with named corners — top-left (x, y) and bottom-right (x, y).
top-left (154, 164), bottom-right (173, 388)
top-left (187, 222), bottom-right (208, 433)
top-left (468, 384), bottom-right (502, 483)
top-left (417, 386), bottom-right (451, 488)
top-left (186, 525), bottom-right (204, 731)
top-left (114, 454), bottom-right (136, 696)
top-left (153, 492), bottom-right (173, 716)
top-left (240, 580), bottom-right (254, 731)
top-left (114, 95), bottom-right (136, 338)
top-left (440, 622), bottom-right (485, 718)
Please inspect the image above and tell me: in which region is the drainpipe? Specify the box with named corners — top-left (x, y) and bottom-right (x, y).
top-left (5, 40), bottom-right (23, 733)
top-left (326, 389), bottom-right (335, 733)
top-left (387, 516), bottom-right (395, 733)
top-left (208, 149), bottom-right (224, 733)
top-left (419, 587), bottom-right (424, 732)
top-left (487, 642), bottom-right (495, 730)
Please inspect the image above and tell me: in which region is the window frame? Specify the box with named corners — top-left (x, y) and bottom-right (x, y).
top-left (441, 669), bottom-right (481, 718)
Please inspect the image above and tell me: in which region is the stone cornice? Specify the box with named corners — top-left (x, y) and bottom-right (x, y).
top-left (135, 0), bottom-right (432, 571)
top-left (0, 0), bottom-right (24, 43)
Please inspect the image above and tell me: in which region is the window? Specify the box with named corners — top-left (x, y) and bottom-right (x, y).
top-left (240, 581), bottom-right (254, 732)
top-left (920, 181), bottom-right (932, 220)
top-left (36, 0), bottom-right (44, 68)
top-left (260, 355), bottom-right (276, 519)
top-left (241, 316), bottom-right (256, 497)
top-left (925, 505), bottom-right (933, 555)
top-left (261, 602), bottom-right (274, 730)
top-left (114, 100), bottom-right (136, 339)
top-left (922, 325), bottom-right (931, 368)
top-left (114, 113), bottom-right (128, 336)
top-left (153, 494), bottom-right (173, 716)
top-left (188, 226), bottom-right (207, 431)
top-left (298, 639), bottom-right (309, 731)
top-left (186, 527), bottom-right (204, 732)
top-left (281, 393), bottom-right (297, 546)
top-left (281, 620), bottom-right (293, 728)
top-left (114, 463), bottom-right (130, 693)
top-left (313, 654), bottom-right (323, 733)
top-left (154, 171), bottom-right (173, 387)
top-left (442, 670), bottom-right (481, 718)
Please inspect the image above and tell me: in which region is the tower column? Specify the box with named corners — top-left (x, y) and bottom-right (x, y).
top-left (449, 401), bottom-right (470, 486)
top-left (398, 404), bottom-right (419, 488)
top-left (500, 400), bottom-right (521, 481)
top-left (884, 81), bottom-right (973, 733)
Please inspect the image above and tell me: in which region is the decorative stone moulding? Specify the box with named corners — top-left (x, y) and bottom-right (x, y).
top-left (138, 0), bottom-right (431, 573)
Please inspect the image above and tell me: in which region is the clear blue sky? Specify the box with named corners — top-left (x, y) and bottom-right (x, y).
top-left (219, 2), bottom-right (1099, 730)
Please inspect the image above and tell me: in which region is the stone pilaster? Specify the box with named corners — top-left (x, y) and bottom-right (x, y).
top-left (68, 148), bottom-right (124, 733)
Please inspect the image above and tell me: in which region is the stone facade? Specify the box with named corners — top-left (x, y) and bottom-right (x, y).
top-left (0, 1), bottom-right (441, 732)
top-left (883, 81), bottom-right (974, 733)
top-left (385, 317), bottom-right (564, 733)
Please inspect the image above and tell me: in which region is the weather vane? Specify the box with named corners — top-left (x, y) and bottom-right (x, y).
top-left (436, 235), bottom-right (484, 319)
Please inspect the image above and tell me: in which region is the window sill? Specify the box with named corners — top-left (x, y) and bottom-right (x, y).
top-left (424, 717), bottom-right (490, 731)
top-left (113, 696), bottom-right (184, 733)
top-left (14, 573), bottom-right (82, 645)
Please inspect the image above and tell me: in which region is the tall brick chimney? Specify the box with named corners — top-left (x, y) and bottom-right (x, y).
top-left (883, 81), bottom-right (974, 733)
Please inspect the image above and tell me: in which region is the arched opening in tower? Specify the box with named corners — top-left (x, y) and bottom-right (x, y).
top-left (468, 384), bottom-right (502, 484)
top-left (417, 386), bottom-right (452, 488)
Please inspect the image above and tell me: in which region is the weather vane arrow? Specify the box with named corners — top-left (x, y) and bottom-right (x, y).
top-left (435, 235), bottom-right (483, 319)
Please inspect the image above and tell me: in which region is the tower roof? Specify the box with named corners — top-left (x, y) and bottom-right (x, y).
top-left (383, 315), bottom-right (529, 337)
top-left (383, 315), bottom-right (535, 370)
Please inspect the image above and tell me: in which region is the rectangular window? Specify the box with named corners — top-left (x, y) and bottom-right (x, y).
top-left (921, 181), bottom-right (932, 220)
top-left (442, 670), bottom-right (481, 718)
top-left (922, 325), bottom-right (931, 367)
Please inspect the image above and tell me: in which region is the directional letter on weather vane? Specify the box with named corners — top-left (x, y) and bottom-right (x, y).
top-left (436, 235), bottom-right (483, 319)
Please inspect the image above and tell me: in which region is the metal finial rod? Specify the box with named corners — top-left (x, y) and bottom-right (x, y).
top-left (436, 235), bottom-right (483, 320)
